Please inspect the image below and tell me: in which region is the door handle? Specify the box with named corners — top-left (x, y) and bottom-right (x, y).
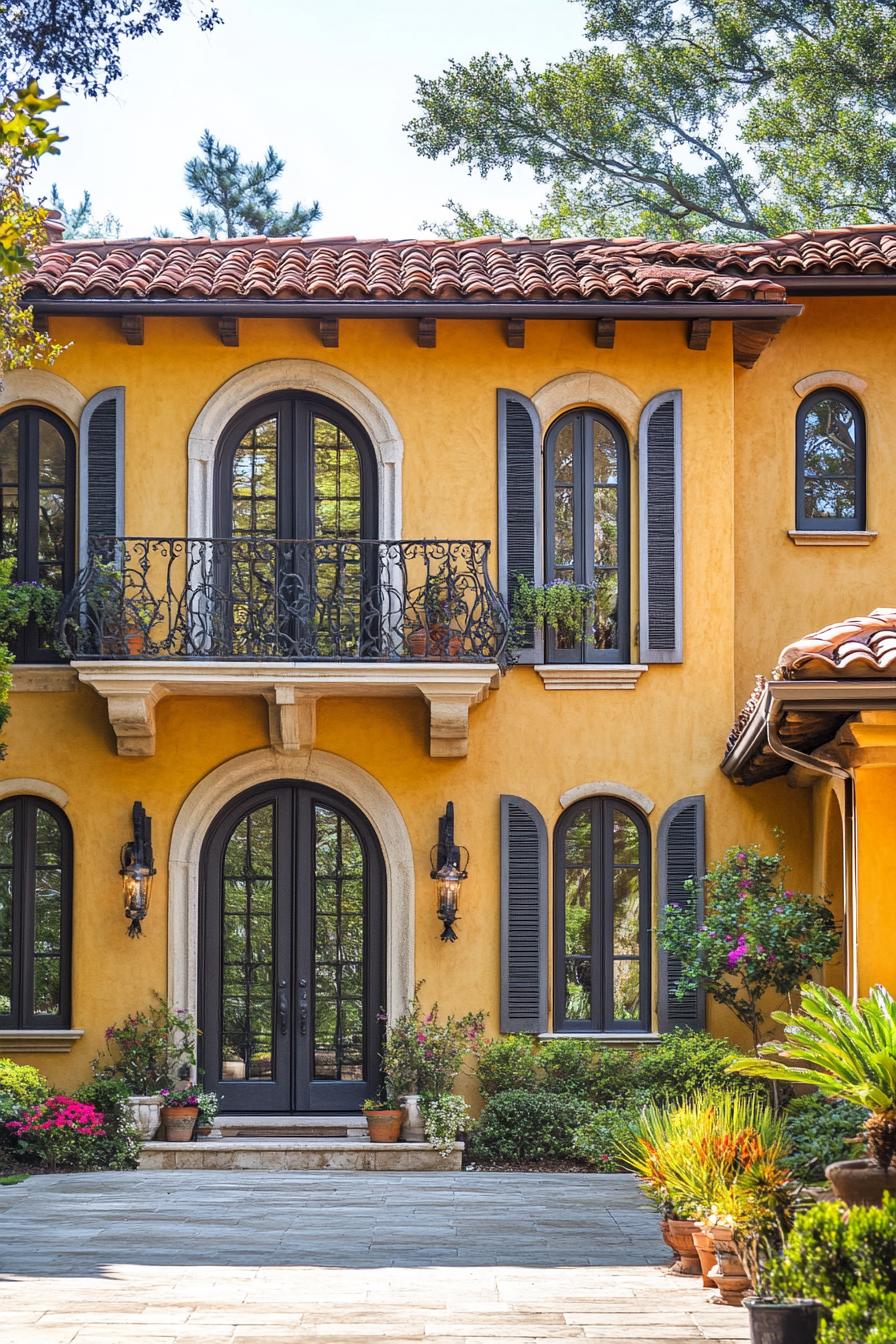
top-left (278, 980), bottom-right (288, 1036)
top-left (299, 977), bottom-right (308, 1036)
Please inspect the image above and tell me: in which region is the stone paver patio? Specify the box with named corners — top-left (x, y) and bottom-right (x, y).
top-left (0, 1171), bottom-right (750, 1344)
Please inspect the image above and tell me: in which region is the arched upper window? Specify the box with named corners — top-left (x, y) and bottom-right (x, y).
top-left (214, 393), bottom-right (378, 541)
top-left (0, 405), bottom-right (76, 660)
top-left (0, 796), bottom-right (72, 1028)
top-left (554, 796), bottom-right (650, 1032)
top-left (545, 408), bottom-right (629, 663)
top-left (796, 389), bottom-right (866, 532)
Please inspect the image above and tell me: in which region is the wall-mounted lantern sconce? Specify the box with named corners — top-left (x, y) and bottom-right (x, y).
top-left (121, 801), bottom-right (156, 938)
top-left (430, 802), bottom-right (468, 943)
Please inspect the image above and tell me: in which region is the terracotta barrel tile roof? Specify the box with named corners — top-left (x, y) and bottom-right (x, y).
top-left (27, 225), bottom-right (896, 306)
top-left (778, 608), bottom-right (896, 679)
top-left (24, 234), bottom-right (787, 305)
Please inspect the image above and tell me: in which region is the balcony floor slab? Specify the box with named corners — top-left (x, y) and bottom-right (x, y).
top-left (73, 659), bottom-right (501, 758)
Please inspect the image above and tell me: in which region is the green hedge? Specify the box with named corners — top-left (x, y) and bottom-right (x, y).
top-left (469, 1089), bottom-right (592, 1164)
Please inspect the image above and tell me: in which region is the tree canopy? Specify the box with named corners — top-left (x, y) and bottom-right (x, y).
top-left (180, 129), bottom-right (321, 239)
top-left (50, 186), bottom-right (120, 239)
top-left (408, 0), bottom-right (896, 241)
top-left (0, 0), bottom-right (220, 98)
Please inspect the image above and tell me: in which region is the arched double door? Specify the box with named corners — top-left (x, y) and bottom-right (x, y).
top-left (200, 782), bottom-right (385, 1113)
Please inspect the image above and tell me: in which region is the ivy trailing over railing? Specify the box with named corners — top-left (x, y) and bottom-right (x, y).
top-left (512, 575), bottom-right (600, 647)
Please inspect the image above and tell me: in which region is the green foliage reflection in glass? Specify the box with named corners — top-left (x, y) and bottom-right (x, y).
top-left (313, 804), bottom-right (365, 1081)
top-left (222, 805), bottom-right (274, 1081)
top-left (563, 804), bottom-right (642, 1025)
top-left (802, 395), bottom-right (858, 520)
top-left (228, 411), bottom-right (366, 657)
top-left (0, 800), bottom-right (62, 1018)
top-left (547, 414), bottom-right (619, 649)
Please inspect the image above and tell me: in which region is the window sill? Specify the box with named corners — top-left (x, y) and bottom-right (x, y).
top-left (787, 530), bottom-right (877, 547)
top-left (534, 664), bottom-right (648, 690)
top-left (538, 1032), bottom-right (660, 1045)
top-left (0, 1029), bottom-right (84, 1053)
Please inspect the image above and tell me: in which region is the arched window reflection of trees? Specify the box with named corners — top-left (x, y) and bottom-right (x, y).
top-left (796, 389), bottom-right (866, 531)
top-left (554, 796), bottom-right (650, 1032)
top-left (545, 408), bottom-right (629, 663)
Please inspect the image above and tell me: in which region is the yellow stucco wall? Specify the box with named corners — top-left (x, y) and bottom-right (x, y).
top-left (4, 308), bottom-right (856, 1093)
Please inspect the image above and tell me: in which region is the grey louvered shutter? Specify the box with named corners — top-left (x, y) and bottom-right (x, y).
top-left (500, 794), bottom-right (548, 1033)
top-left (79, 388), bottom-right (124, 559)
top-left (639, 390), bottom-right (682, 662)
top-left (658, 795), bottom-right (705, 1032)
top-left (497, 390), bottom-right (543, 663)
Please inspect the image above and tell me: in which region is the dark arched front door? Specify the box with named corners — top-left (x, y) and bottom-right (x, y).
top-left (200, 782), bottom-right (385, 1113)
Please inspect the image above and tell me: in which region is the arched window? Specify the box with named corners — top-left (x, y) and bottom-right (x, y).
top-left (215, 393), bottom-right (377, 541)
top-left (796, 389), bottom-right (866, 532)
top-left (545, 408), bottom-right (629, 662)
top-left (0, 796), bottom-right (72, 1028)
top-left (554, 796), bottom-right (650, 1032)
top-left (0, 406), bottom-right (76, 660)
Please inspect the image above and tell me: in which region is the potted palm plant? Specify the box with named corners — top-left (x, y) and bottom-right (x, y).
top-left (730, 982), bottom-right (896, 1206)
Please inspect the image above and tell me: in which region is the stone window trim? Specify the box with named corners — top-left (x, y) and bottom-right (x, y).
top-left (0, 1028), bottom-right (83, 1053)
top-left (188, 359), bottom-right (404, 541)
top-left (167, 747), bottom-right (414, 1034)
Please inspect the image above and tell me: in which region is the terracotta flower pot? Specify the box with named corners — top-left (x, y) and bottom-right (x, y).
top-left (707, 1227), bottom-right (751, 1307)
top-left (406, 625), bottom-right (462, 659)
top-left (664, 1219), bottom-right (701, 1276)
top-left (692, 1227), bottom-right (718, 1289)
top-left (161, 1105), bottom-right (198, 1142)
top-left (364, 1109), bottom-right (404, 1143)
top-left (826, 1158), bottom-right (896, 1207)
top-left (659, 1219), bottom-right (680, 1263)
top-left (125, 628), bottom-right (146, 656)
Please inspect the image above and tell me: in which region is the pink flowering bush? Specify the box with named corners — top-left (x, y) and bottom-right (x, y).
top-left (380, 986), bottom-right (485, 1096)
top-left (6, 1095), bottom-right (106, 1171)
top-left (657, 843), bottom-right (840, 1051)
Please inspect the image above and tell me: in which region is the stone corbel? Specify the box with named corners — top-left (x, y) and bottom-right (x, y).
top-left (419, 681), bottom-right (491, 758)
top-left (101, 682), bottom-right (169, 757)
top-left (264, 686), bottom-right (318, 754)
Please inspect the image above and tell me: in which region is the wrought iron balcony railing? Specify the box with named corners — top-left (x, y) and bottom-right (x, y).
top-left (59, 537), bottom-right (511, 668)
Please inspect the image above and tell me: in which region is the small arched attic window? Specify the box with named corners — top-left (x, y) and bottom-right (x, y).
top-left (796, 389), bottom-right (866, 532)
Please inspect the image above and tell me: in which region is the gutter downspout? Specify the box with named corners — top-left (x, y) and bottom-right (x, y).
top-left (766, 698), bottom-right (858, 1003)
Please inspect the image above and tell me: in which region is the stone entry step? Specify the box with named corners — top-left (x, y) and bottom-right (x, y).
top-left (139, 1139), bottom-right (463, 1172)
top-left (214, 1112), bottom-right (368, 1139)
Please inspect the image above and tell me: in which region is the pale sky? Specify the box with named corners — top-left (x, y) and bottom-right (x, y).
top-left (32, 0), bottom-right (587, 240)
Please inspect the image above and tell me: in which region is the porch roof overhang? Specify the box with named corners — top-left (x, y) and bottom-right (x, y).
top-left (720, 679), bottom-right (896, 784)
top-left (73, 659), bottom-right (501, 760)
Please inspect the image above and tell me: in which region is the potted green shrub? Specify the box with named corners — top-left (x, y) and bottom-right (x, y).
top-left (195, 1090), bottom-right (220, 1139)
top-left (730, 982), bottom-right (896, 1206)
top-left (512, 575), bottom-right (599, 648)
top-left (362, 1091), bottom-right (405, 1143)
top-left (92, 996), bottom-right (198, 1141)
top-left (381, 989), bottom-right (484, 1143)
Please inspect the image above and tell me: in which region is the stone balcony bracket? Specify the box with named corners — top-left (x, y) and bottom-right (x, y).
top-left (74, 661), bottom-right (501, 759)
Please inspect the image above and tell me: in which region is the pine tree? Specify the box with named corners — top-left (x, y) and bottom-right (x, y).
top-left (181, 130), bottom-right (320, 239)
top-left (49, 186), bottom-right (120, 239)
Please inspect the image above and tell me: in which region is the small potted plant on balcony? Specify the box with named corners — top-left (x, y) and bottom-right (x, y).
top-left (361, 1090), bottom-right (405, 1143)
top-left (407, 574), bottom-right (465, 659)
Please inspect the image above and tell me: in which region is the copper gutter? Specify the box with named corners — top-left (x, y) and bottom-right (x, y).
top-left (24, 297), bottom-right (803, 321)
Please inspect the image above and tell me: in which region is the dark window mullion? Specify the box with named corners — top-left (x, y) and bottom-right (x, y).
top-left (10, 801), bottom-right (25, 1027)
top-left (602, 800), bottom-right (616, 1032)
top-left (19, 801), bottom-right (36, 1028)
top-left (588, 799), bottom-right (602, 1032)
